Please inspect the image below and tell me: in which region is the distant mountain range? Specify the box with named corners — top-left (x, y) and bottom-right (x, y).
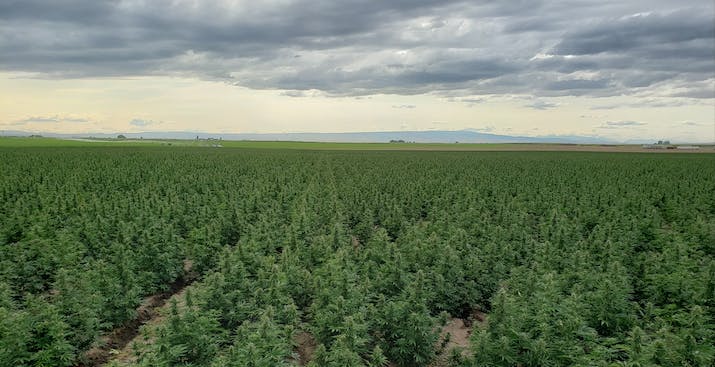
top-left (0, 129), bottom-right (656, 144)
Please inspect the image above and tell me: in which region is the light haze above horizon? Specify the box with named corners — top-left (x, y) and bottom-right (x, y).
top-left (1, 0), bottom-right (713, 143)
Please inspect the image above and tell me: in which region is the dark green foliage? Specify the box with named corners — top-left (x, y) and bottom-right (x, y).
top-left (140, 299), bottom-right (224, 367)
top-left (0, 295), bottom-right (75, 367)
top-left (376, 274), bottom-right (438, 366)
top-left (51, 269), bottom-right (102, 351)
top-left (0, 147), bottom-right (713, 366)
top-left (212, 310), bottom-right (293, 367)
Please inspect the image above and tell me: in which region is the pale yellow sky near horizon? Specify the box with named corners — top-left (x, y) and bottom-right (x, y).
top-left (1, 73), bottom-right (713, 143)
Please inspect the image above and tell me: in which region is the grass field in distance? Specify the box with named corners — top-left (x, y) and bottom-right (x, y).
top-left (1, 136), bottom-right (713, 152)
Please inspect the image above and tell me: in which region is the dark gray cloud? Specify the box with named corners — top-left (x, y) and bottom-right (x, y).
top-left (552, 11), bottom-right (713, 56)
top-left (0, 0), bottom-right (712, 100)
top-left (546, 79), bottom-right (612, 91)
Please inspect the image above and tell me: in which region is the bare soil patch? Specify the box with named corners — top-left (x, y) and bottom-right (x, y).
top-left (430, 311), bottom-right (487, 366)
top-left (431, 318), bottom-right (472, 365)
top-left (291, 331), bottom-right (318, 366)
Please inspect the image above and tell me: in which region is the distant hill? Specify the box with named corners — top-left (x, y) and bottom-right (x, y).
top-left (1, 129), bottom-right (627, 144)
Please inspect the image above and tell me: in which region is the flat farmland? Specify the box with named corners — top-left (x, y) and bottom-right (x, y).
top-left (1, 146), bottom-right (713, 367)
top-left (2, 136), bottom-right (713, 152)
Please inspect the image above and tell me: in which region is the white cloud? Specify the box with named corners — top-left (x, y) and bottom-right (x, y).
top-left (130, 118), bottom-right (159, 127)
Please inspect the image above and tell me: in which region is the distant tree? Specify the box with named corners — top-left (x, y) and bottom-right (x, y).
top-left (117, 134), bottom-right (126, 139)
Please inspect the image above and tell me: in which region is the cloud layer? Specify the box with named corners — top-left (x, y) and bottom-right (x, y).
top-left (9, 115), bottom-right (91, 125)
top-left (0, 0), bottom-right (713, 99)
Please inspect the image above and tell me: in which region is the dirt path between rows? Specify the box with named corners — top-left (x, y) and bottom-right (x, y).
top-left (291, 331), bottom-right (318, 366)
top-left (76, 260), bottom-right (196, 367)
top-left (108, 284), bottom-right (194, 366)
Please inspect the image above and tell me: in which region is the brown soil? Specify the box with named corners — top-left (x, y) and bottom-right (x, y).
top-left (435, 318), bottom-right (472, 360)
top-left (76, 260), bottom-right (196, 367)
top-left (292, 331), bottom-right (318, 366)
top-left (430, 312), bottom-right (487, 367)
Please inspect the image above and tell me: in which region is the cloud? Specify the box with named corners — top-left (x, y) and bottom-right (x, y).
top-left (447, 97), bottom-right (486, 107)
top-left (590, 105), bottom-right (619, 110)
top-left (9, 115), bottom-right (90, 125)
top-left (605, 121), bottom-right (647, 126)
top-left (681, 121), bottom-right (708, 127)
top-left (280, 89), bottom-right (324, 98)
top-left (598, 120), bottom-right (648, 129)
top-left (552, 11), bottom-right (714, 57)
top-left (0, 0), bottom-right (712, 99)
top-left (456, 98), bottom-right (484, 104)
top-left (670, 86), bottom-right (715, 99)
top-left (467, 126), bottom-right (496, 133)
top-left (525, 100), bottom-right (558, 110)
top-left (281, 90), bottom-right (308, 98)
top-left (545, 79), bottom-right (611, 91)
top-left (392, 104), bottom-right (416, 109)
top-left (130, 118), bottom-right (159, 127)
top-left (590, 98), bottom-right (702, 110)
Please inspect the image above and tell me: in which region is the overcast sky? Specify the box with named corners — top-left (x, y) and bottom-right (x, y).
top-left (1, 0), bottom-right (713, 142)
